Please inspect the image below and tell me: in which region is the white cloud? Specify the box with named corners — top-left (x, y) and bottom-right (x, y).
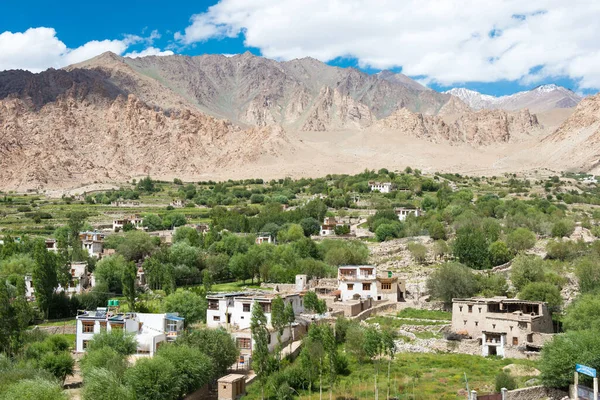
top-left (176, 0), bottom-right (600, 89)
top-left (0, 27), bottom-right (173, 72)
top-left (125, 47), bottom-right (175, 58)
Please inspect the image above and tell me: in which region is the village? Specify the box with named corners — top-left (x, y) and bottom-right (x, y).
top-left (1, 171), bottom-right (599, 400)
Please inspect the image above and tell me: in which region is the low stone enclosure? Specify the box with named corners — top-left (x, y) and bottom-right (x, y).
top-left (475, 386), bottom-right (567, 400)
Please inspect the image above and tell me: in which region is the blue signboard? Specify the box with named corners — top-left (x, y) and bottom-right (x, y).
top-left (577, 364), bottom-right (597, 378)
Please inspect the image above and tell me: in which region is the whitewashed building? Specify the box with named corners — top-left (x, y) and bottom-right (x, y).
top-left (394, 207), bottom-right (423, 221)
top-left (369, 182), bottom-right (394, 193)
top-left (338, 266), bottom-right (405, 302)
top-left (206, 291), bottom-right (306, 355)
top-left (255, 233), bottom-right (275, 245)
top-left (112, 215), bottom-right (144, 232)
top-left (75, 309), bottom-right (184, 354)
top-left (45, 239), bottom-right (58, 253)
top-left (79, 231), bottom-right (105, 258)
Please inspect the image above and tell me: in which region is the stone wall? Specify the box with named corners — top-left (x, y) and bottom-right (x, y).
top-left (504, 385), bottom-right (567, 400)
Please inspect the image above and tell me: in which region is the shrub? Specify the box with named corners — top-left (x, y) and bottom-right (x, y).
top-left (124, 357), bottom-right (180, 400)
top-left (426, 262), bottom-right (480, 304)
top-left (0, 378), bottom-right (67, 400)
top-left (488, 241), bottom-right (512, 266)
top-left (453, 226), bottom-right (491, 269)
top-left (495, 371), bottom-right (517, 392)
top-left (551, 220), bottom-right (575, 238)
top-left (86, 331), bottom-right (137, 356)
top-left (519, 282), bottom-right (563, 310)
top-left (407, 242), bottom-right (427, 263)
top-left (506, 228), bottom-right (536, 253)
top-left (510, 255), bottom-right (545, 291)
top-left (82, 368), bottom-right (133, 400)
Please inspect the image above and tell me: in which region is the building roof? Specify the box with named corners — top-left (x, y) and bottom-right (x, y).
top-left (218, 374), bottom-right (247, 383)
top-left (452, 297), bottom-right (547, 306)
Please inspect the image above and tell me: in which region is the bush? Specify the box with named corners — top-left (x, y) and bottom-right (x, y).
top-left (426, 262), bottom-right (480, 304)
top-left (506, 228), bottom-right (536, 253)
top-left (163, 290), bottom-right (207, 326)
top-left (510, 255), bottom-right (545, 291)
top-left (82, 368), bottom-right (133, 400)
top-left (519, 282), bottom-right (563, 310)
top-left (80, 347), bottom-right (128, 377)
top-left (551, 220), bottom-right (575, 238)
top-left (407, 242), bottom-right (427, 263)
top-left (124, 357), bottom-right (180, 400)
top-left (86, 331), bottom-right (137, 356)
top-left (575, 257), bottom-right (600, 294)
top-left (156, 344), bottom-right (214, 398)
top-left (562, 294), bottom-right (600, 332)
top-left (488, 241), bottom-right (512, 266)
top-left (375, 223), bottom-right (403, 242)
top-left (453, 226), bottom-right (491, 269)
top-left (428, 220), bottom-right (447, 240)
top-left (495, 371), bottom-right (517, 392)
top-left (0, 377), bottom-right (67, 400)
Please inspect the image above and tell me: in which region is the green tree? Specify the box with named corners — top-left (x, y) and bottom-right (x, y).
top-left (551, 220), bottom-right (575, 238)
top-left (575, 257), bottom-right (600, 294)
top-left (40, 352), bottom-right (74, 384)
top-left (173, 226), bottom-right (201, 247)
top-left (116, 231), bottom-right (155, 262)
top-left (519, 282), bottom-right (562, 311)
top-left (82, 368), bottom-right (133, 400)
top-left (66, 211), bottom-right (88, 262)
top-left (304, 291), bottom-right (327, 314)
top-left (540, 330), bottom-right (600, 388)
top-left (121, 261), bottom-right (137, 311)
top-left (80, 347), bottom-right (128, 377)
top-left (124, 356), bottom-right (180, 400)
top-left (251, 302), bottom-right (272, 400)
top-left (87, 330), bottom-right (137, 356)
top-left (94, 255), bottom-right (128, 294)
top-left (142, 214), bottom-right (163, 232)
top-left (562, 294), bottom-right (600, 332)
top-left (428, 220), bottom-right (447, 240)
top-left (177, 328), bottom-right (238, 378)
top-left (453, 226), bottom-right (491, 269)
top-left (32, 239), bottom-right (58, 319)
top-left (163, 290), bottom-right (206, 326)
top-left (156, 344), bottom-right (214, 398)
top-left (510, 255), bottom-right (545, 291)
top-left (0, 278), bottom-right (32, 356)
top-left (506, 227), bottom-right (536, 254)
top-left (300, 217), bottom-right (321, 236)
top-left (277, 224), bottom-right (305, 243)
top-left (407, 242), bottom-right (427, 264)
top-left (488, 241), bottom-right (512, 266)
top-left (426, 262), bottom-right (480, 304)
top-left (271, 295), bottom-right (286, 360)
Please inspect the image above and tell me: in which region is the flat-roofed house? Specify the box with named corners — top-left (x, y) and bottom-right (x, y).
top-left (394, 207), bottom-right (423, 221)
top-left (369, 182), bottom-right (394, 193)
top-left (79, 231), bottom-right (105, 258)
top-left (451, 297), bottom-right (554, 357)
top-left (337, 266), bottom-right (405, 302)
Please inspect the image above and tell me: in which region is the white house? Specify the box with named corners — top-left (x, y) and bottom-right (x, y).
top-left (206, 291), bottom-right (306, 355)
top-left (256, 233), bottom-right (275, 245)
top-left (25, 261), bottom-right (90, 300)
top-left (45, 239), bottom-right (58, 253)
top-left (394, 207), bottom-right (423, 221)
top-left (369, 182), bottom-right (394, 193)
top-left (79, 231), bottom-right (105, 258)
top-left (338, 266), bottom-right (405, 302)
top-left (75, 308), bottom-right (184, 354)
top-left (320, 217), bottom-right (348, 236)
top-left (112, 215), bottom-right (144, 232)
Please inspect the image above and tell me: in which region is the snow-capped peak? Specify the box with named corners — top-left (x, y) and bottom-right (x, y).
top-left (534, 84), bottom-right (561, 93)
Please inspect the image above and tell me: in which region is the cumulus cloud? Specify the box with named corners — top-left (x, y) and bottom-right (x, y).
top-left (0, 27), bottom-right (172, 72)
top-left (125, 47), bottom-right (175, 58)
top-left (176, 0), bottom-right (600, 89)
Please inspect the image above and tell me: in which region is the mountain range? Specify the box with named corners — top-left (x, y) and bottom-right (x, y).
top-left (0, 51), bottom-right (598, 190)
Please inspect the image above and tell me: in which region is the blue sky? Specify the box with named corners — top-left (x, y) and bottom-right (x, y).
top-left (1, 0), bottom-right (598, 97)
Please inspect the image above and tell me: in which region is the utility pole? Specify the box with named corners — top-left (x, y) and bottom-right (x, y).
top-left (464, 373), bottom-right (470, 400)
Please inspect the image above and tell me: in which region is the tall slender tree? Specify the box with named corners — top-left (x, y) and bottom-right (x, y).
top-left (270, 296), bottom-right (286, 361)
top-left (122, 261), bottom-right (137, 311)
top-left (250, 302), bottom-right (271, 400)
top-left (32, 239), bottom-right (58, 319)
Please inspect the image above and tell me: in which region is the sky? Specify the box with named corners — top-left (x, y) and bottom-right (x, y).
top-left (1, 0), bottom-right (599, 97)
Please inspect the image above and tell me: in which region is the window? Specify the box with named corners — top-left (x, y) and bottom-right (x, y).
top-left (468, 305), bottom-right (473, 313)
top-left (100, 322), bottom-right (107, 332)
top-left (475, 321), bottom-right (478, 326)
top-left (512, 337), bottom-right (519, 345)
top-left (459, 306), bottom-right (463, 312)
top-left (82, 340), bottom-right (90, 349)
top-left (463, 320), bottom-right (467, 325)
top-left (347, 284), bottom-right (354, 290)
top-left (110, 323), bottom-right (123, 330)
top-left (363, 283), bottom-right (371, 291)
top-left (82, 321), bottom-right (94, 333)
top-left (478, 307), bottom-right (482, 313)
top-left (381, 283), bottom-right (392, 290)
top-left (208, 300), bottom-right (219, 310)
top-left (492, 324), bottom-right (496, 329)
top-left (213, 316), bottom-right (221, 321)
top-left (267, 335), bottom-right (272, 344)
top-left (237, 338), bottom-right (251, 349)
top-left (243, 303), bottom-right (251, 312)
top-left (260, 302), bottom-right (271, 313)
top-left (510, 326), bottom-right (513, 331)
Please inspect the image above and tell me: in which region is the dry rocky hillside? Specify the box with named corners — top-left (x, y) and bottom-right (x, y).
top-left (0, 51), bottom-right (597, 190)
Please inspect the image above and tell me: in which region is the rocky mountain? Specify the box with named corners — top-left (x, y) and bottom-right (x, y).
top-left (445, 85), bottom-right (582, 113)
top-left (0, 51), bottom-right (591, 190)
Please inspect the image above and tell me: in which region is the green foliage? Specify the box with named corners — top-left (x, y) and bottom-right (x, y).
top-left (39, 352), bottom-right (74, 383)
top-left (177, 328), bottom-right (238, 378)
top-left (250, 301), bottom-right (272, 390)
top-left (562, 294), bottom-right (600, 332)
top-left (428, 220), bottom-right (447, 240)
top-left (124, 356), bottom-right (180, 400)
top-left (156, 344), bottom-right (214, 398)
top-left (163, 290), bottom-right (206, 325)
top-left (116, 231), bottom-right (155, 262)
top-left (510, 255), bottom-right (545, 291)
top-left (477, 273), bottom-right (509, 297)
top-left (80, 347), bottom-right (128, 378)
top-left (453, 226), bottom-right (491, 269)
top-left (304, 291), bottom-right (327, 314)
top-left (321, 240), bottom-right (369, 266)
top-left (277, 224), bottom-right (305, 243)
top-left (488, 241), bottom-right (512, 266)
top-left (300, 217), bottom-right (321, 236)
top-left (86, 330), bottom-right (137, 356)
top-left (0, 377), bottom-right (67, 400)
top-left (495, 371), bottom-right (517, 392)
top-left (575, 257), bottom-right (600, 293)
top-left (32, 239), bottom-right (58, 318)
top-left (82, 368), bottom-right (133, 400)
top-left (407, 242), bottom-right (427, 263)
top-left (506, 227), bottom-right (536, 253)
top-left (551, 219), bottom-right (575, 238)
top-left (375, 223), bottom-right (403, 242)
top-left (426, 262), bottom-right (480, 304)
top-left (94, 255), bottom-right (128, 294)
top-left (519, 282), bottom-right (562, 310)
top-left (540, 330), bottom-right (600, 388)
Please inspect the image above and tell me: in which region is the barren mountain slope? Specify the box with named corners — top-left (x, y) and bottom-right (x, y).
top-left (72, 52), bottom-right (451, 129)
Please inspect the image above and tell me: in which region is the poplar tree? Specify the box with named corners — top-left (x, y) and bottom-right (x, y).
top-left (32, 239), bottom-right (58, 319)
top-left (250, 302), bottom-right (271, 400)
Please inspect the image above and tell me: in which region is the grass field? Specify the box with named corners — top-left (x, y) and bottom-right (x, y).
top-left (396, 308), bottom-right (452, 321)
top-left (210, 280), bottom-right (266, 292)
top-left (245, 353), bottom-right (538, 400)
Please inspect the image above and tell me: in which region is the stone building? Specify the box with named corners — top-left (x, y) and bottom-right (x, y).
top-left (451, 297), bottom-right (554, 357)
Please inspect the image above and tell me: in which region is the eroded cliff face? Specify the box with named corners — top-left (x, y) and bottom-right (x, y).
top-left (377, 107), bottom-right (539, 145)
